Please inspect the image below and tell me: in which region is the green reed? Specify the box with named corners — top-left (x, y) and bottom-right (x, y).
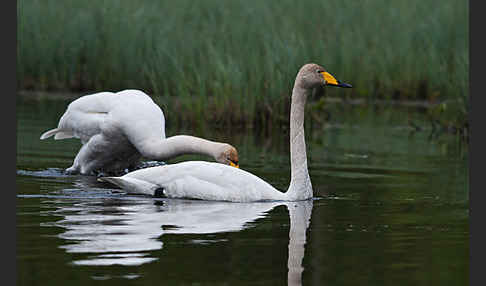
top-left (17, 0), bottom-right (468, 130)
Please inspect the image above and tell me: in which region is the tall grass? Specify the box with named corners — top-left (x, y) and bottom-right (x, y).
top-left (17, 0), bottom-right (468, 129)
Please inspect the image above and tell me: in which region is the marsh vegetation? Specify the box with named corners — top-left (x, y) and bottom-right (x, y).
top-left (17, 0), bottom-right (468, 134)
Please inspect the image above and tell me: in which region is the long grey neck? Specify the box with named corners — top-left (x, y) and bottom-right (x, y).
top-left (286, 84), bottom-right (313, 201)
top-left (143, 135), bottom-right (225, 161)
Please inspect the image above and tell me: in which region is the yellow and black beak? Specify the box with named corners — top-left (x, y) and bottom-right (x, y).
top-left (321, 72), bottom-right (352, 88)
top-left (229, 161), bottom-right (239, 168)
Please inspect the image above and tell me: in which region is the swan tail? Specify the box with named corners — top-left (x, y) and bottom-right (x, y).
top-left (98, 176), bottom-right (159, 196)
top-left (40, 128), bottom-right (74, 140)
top-left (97, 177), bottom-right (124, 188)
top-left (54, 131), bottom-right (74, 140)
top-left (40, 128), bottom-right (59, 140)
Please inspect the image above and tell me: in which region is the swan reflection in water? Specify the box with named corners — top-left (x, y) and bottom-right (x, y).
top-left (45, 189), bottom-right (313, 285)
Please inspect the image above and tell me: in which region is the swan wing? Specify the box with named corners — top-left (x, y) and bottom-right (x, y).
top-left (108, 90), bottom-right (167, 149)
top-left (39, 91), bottom-right (116, 143)
top-left (39, 89), bottom-right (166, 145)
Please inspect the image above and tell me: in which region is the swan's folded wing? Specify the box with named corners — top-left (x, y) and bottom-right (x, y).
top-left (162, 176), bottom-right (242, 201)
top-left (120, 161), bottom-right (286, 202)
top-left (49, 92), bottom-right (117, 143)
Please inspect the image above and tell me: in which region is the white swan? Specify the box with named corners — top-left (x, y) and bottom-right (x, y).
top-left (99, 64), bottom-right (352, 202)
top-left (40, 89), bottom-right (239, 175)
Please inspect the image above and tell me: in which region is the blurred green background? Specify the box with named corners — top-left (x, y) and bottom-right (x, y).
top-left (17, 0), bottom-right (468, 133)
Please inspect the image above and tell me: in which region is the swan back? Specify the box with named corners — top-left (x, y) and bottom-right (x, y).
top-left (101, 161), bottom-right (287, 202)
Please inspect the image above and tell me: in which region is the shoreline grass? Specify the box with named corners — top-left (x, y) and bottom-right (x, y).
top-left (17, 0), bottom-right (468, 134)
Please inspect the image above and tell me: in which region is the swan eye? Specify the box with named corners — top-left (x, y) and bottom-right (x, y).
top-left (316, 69), bottom-right (323, 74)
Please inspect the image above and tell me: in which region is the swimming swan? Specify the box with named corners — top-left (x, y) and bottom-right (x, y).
top-left (40, 89), bottom-right (239, 175)
top-left (99, 64), bottom-right (352, 202)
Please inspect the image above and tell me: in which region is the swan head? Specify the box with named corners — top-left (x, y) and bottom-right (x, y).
top-left (215, 144), bottom-right (239, 168)
top-left (296, 63), bottom-right (352, 90)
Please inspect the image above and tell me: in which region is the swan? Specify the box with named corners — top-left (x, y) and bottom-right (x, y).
top-left (99, 64), bottom-right (352, 202)
top-left (40, 89), bottom-right (239, 175)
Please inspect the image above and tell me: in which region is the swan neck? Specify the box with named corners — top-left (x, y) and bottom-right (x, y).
top-left (144, 135), bottom-right (224, 161)
top-left (286, 85), bottom-right (313, 201)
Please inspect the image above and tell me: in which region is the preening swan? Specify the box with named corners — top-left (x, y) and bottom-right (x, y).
top-left (99, 64), bottom-right (352, 202)
top-left (40, 89), bottom-right (239, 175)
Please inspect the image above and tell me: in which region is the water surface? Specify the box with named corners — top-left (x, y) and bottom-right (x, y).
top-left (17, 97), bottom-right (468, 285)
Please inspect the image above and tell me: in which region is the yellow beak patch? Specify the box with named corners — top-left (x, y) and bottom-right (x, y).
top-left (230, 161), bottom-right (239, 168)
top-left (322, 72), bottom-right (339, 86)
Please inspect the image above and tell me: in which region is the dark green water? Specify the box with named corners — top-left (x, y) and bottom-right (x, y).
top-left (16, 97), bottom-right (469, 285)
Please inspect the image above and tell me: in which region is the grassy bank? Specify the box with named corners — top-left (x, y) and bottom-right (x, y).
top-left (17, 0), bottom-right (468, 133)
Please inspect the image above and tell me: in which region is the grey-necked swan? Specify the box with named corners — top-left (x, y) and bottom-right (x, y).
top-left (40, 89), bottom-right (239, 175)
top-left (99, 64), bottom-right (351, 202)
